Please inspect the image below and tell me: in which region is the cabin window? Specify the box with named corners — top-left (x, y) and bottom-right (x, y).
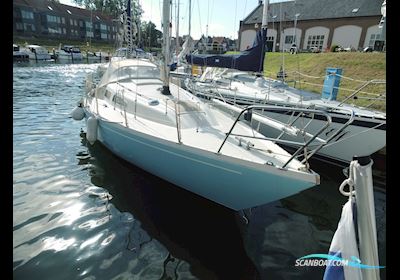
top-left (115, 66), bottom-right (160, 80)
top-left (112, 95), bottom-right (127, 107)
top-left (234, 75), bottom-right (256, 83)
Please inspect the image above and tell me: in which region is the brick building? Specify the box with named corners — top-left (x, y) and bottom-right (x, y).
top-left (13, 0), bottom-right (117, 43)
top-left (238, 0), bottom-right (386, 52)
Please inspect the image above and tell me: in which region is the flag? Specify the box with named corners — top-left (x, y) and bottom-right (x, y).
top-left (323, 199), bottom-right (362, 280)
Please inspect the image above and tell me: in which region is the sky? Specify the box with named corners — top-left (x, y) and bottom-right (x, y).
top-left (59, 0), bottom-right (289, 40)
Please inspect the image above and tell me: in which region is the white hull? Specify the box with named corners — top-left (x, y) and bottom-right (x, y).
top-left (57, 52), bottom-right (83, 61)
top-left (254, 111), bottom-right (386, 164)
top-left (28, 53), bottom-right (51, 60)
top-left (78, 59), bottom-right (322, 210)
top-left (87, 113), bottom-right (318, 210)
top-left (188, 74), bottom-right (386, 164)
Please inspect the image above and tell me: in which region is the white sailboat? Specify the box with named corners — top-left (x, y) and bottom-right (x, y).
top-left (185, 1), bottom-right (386, 166)
top-left (72, 0), bottom-right (331, 211)
top-left (185, 68), bottom-right (386, 165)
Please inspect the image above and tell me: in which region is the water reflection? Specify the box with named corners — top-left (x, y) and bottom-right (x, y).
top-left (242, 159), bottom-right (386, 280)
top-left (82, 134), bottom-right (260, 280)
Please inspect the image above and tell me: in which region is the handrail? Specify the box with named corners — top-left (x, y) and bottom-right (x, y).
top-left (216, 104), bottom-right (336, 169)
top-left (337, 79), bottom-right (386, 107)
top-left (298, 108), bottom-right (355, 165)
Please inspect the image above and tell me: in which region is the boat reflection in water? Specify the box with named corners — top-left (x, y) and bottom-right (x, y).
top-left (81, 133), bottom-right (261, 279)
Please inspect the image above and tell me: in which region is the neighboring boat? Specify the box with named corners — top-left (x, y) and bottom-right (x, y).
top-left (184, 0), bottom-right (385, 166)
top-left (82, 51), bottom-right (102, 62)
top-left (13, 44), bottom-right (29, 62)
top-left (72, 0), bottom-right (331, 211)
top-left (185, 68), bottom-right (386, 166)
top-left (21, 44), bottom-right (51, 60)
top-left (56, 45), bottom-right (83, 61)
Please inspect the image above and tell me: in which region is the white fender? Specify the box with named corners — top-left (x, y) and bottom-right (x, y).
top-left (71, 106), bottom-right (85, 121)
top-left (86, 116), bottom-right (98, 145)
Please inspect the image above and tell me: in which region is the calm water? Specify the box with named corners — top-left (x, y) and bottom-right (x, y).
top-left (13, 62), bottom-right (386, 280)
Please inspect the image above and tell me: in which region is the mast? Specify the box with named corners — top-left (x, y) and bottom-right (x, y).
top-left (188, 0), bottom-right (191, 37)
top-left (175, 0), bottom-right (180, 57)
top-left (126, 0), bottom-right (133, 57)
top-left (261, 0), bottom-right (268, 29)
top-left (161, 0), bottom-right (171, 95)
top-left (90, 8), bottom-right (92, 47)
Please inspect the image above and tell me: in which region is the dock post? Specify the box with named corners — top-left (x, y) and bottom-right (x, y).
top-left (353, 156), bottom-right (381, 280)
top-left (86, 50), bottom-right (89, 63)
top-left (53, 48), bottom-right (56, 63)
top-left (34, 50), bottom-right (37, 62)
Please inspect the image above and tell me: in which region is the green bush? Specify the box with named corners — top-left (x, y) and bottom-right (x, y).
top-left (330, 44), bottom-right (340, 52)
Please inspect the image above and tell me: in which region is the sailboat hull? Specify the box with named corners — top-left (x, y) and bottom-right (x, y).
top-left (253, 110), bottom-right (386, 164)
top-left (89, 115), bottom-right (318, 210)
top-left (192, 87), bottom-right (385, 164)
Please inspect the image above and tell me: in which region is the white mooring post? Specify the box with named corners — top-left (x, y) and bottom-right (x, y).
top-left (352, 156), bottom-right (381, 280)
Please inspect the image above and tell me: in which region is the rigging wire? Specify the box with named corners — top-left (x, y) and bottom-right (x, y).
top-left (233, 0), bottom-right (238, 39)
top-left (196, 0), bottom-right (203, 37)
top-left (206, 0), bottom-right (210, 37)
top-left (279, 2), bottom-right (285, 83)
top-left (148, 0), bottom-right (153, 48)
top-left (242, 0), bottom-right (248, 20)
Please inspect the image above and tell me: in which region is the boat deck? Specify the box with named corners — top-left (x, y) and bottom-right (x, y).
top-left (89, 81), bottom-right (309, 174)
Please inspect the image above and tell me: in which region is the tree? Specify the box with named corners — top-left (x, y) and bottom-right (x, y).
top-left (140, 21), bottom-right (162, 49)
top-left (72, 0), bottom-right (142, 19)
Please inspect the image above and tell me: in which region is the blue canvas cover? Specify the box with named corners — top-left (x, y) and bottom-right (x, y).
top-left (186, 29), bottom-right (267, 73)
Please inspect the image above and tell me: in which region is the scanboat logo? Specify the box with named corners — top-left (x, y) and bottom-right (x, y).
top-left (295, 254), bottom-right (385, 269)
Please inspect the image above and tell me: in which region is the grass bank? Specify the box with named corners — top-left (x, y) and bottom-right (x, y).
top-left (262, 52), bottom-right (386, 111)
top-left (14, 37), bottom-right (117, 54)
top-left (14, 36), bottom-right (162, 55)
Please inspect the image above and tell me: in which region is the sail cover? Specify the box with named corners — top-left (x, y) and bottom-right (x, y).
top-left (186, 29), bottom-right (267, 73)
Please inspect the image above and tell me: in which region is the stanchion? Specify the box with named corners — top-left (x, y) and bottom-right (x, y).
top-left (352, 156), bottom-right (381, 280)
